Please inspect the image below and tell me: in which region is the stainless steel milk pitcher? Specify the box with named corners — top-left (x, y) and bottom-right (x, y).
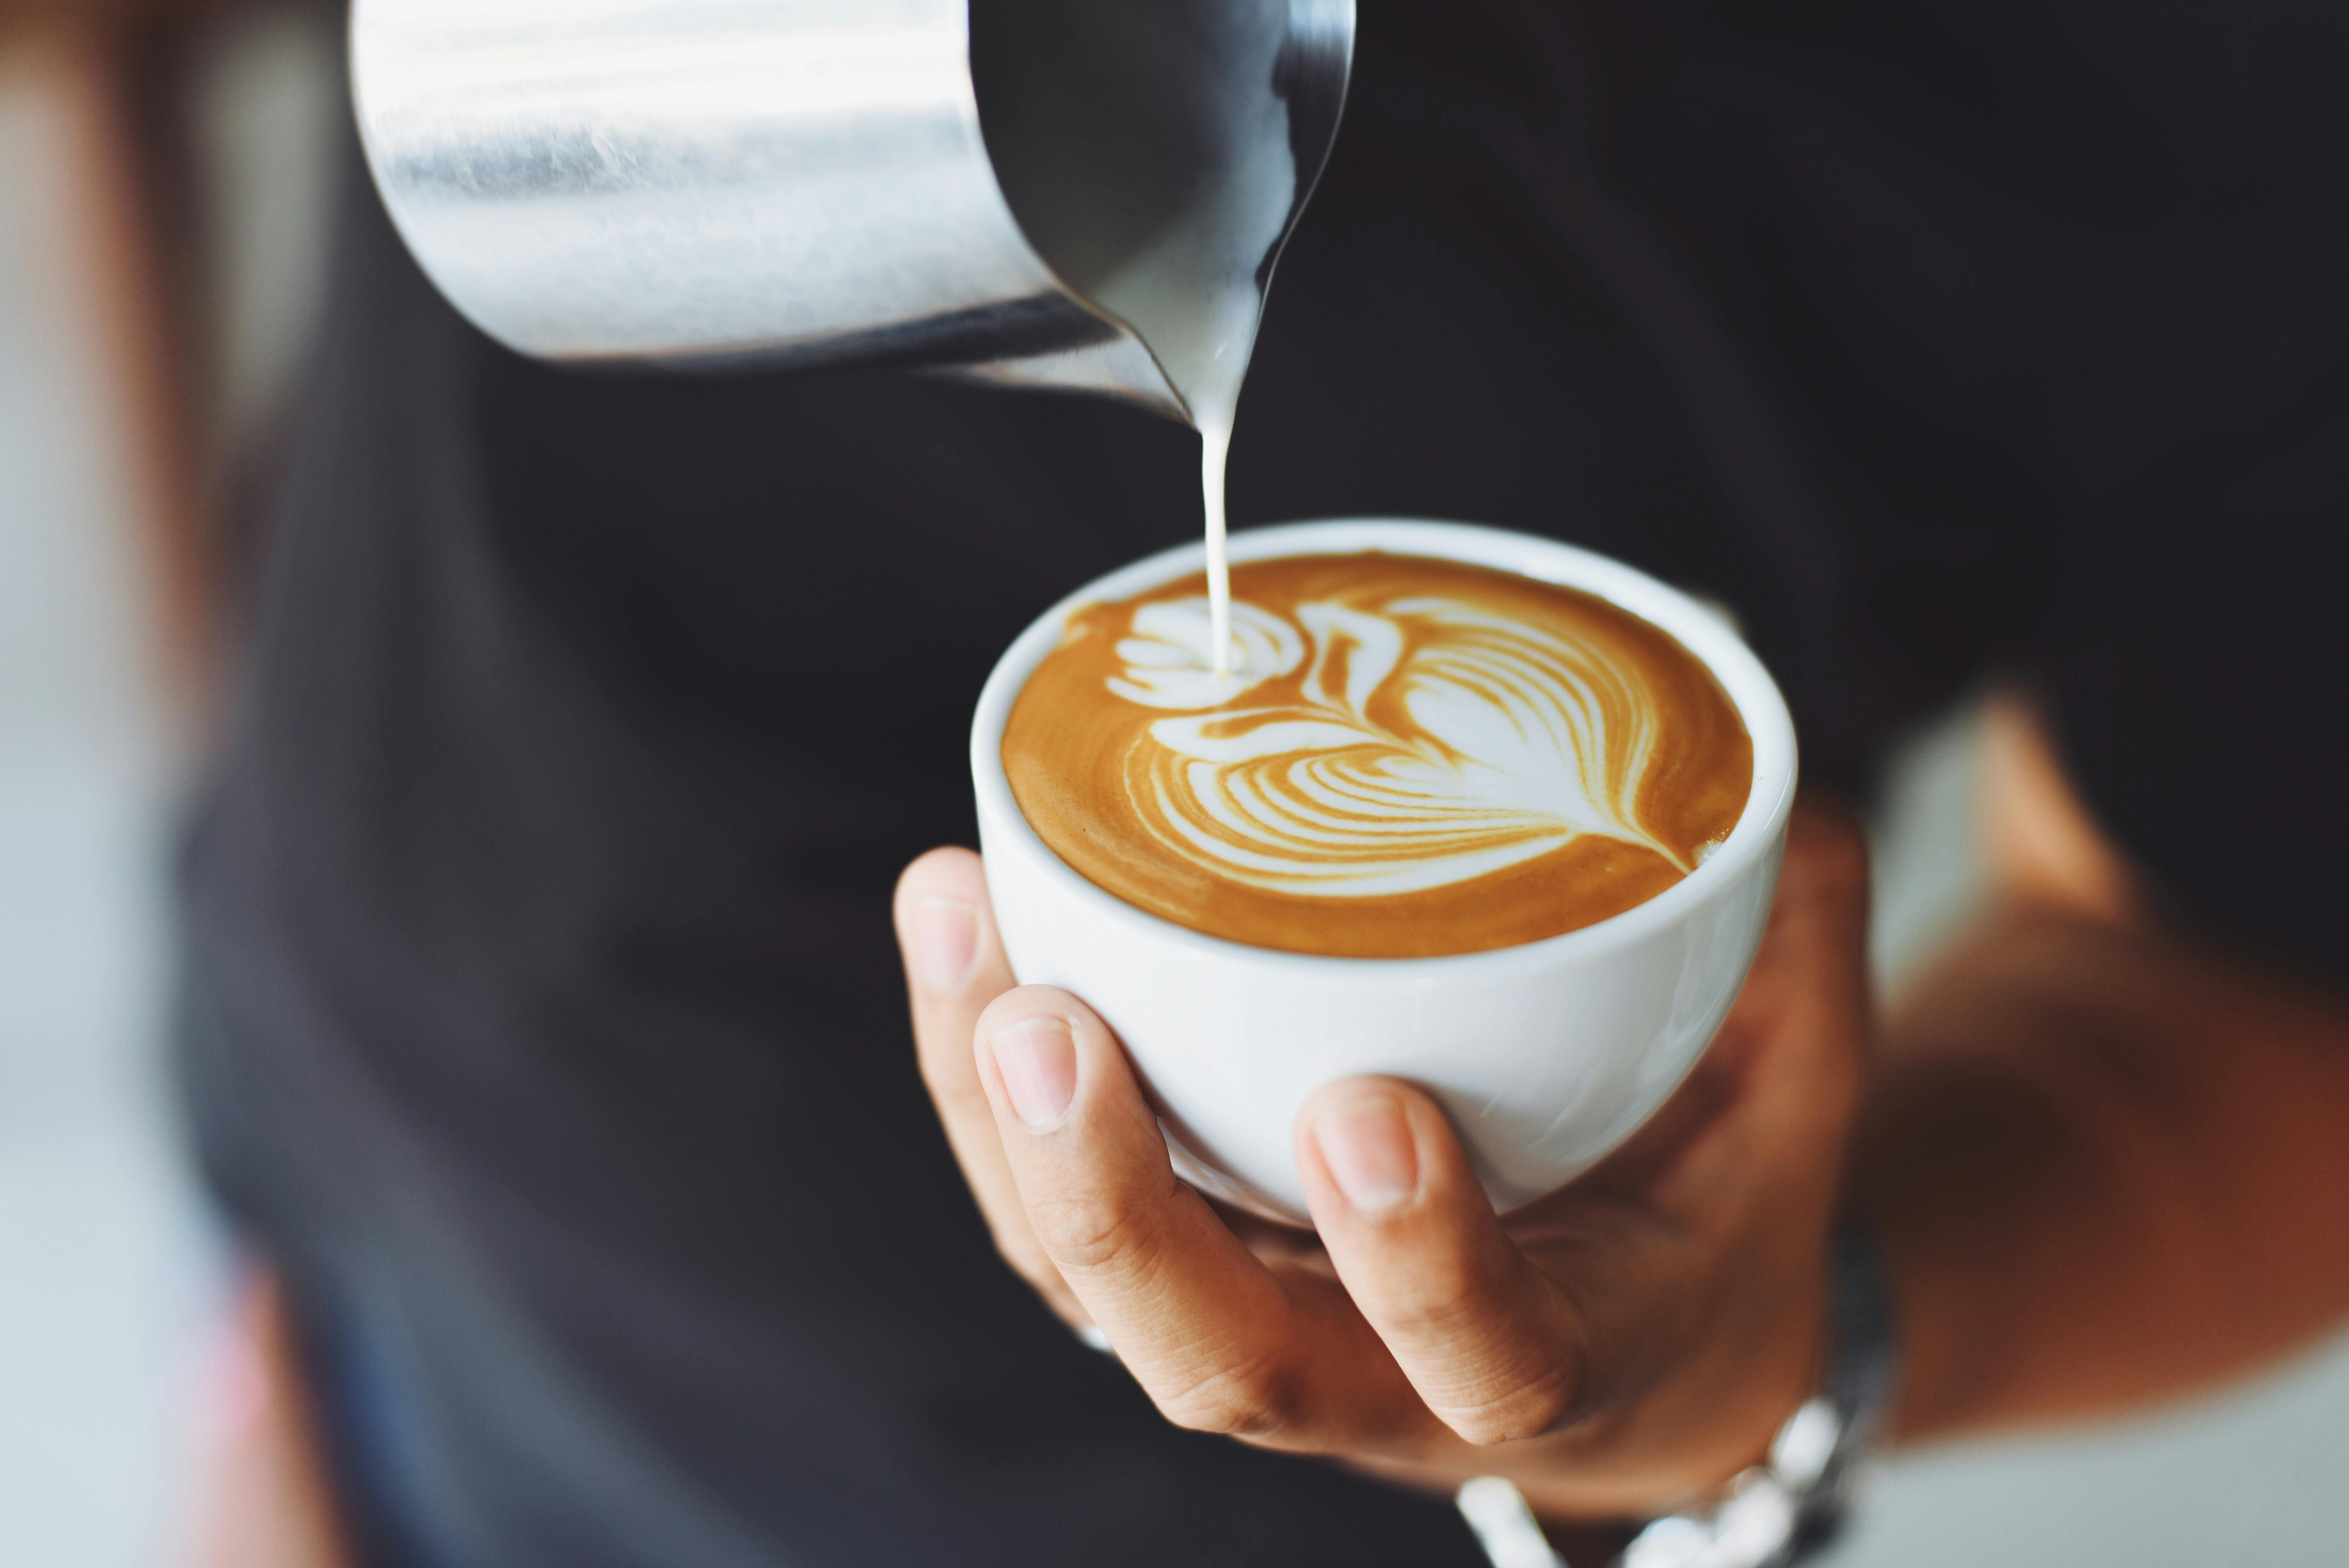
top-left (350, 0), bottom-right (1355, 422)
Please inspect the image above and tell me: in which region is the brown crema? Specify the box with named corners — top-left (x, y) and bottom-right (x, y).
top-left (1003, 553), bottom-right (1752, 957)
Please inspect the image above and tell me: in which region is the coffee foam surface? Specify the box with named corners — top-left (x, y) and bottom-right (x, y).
top-left (1003, 553), bottom-right (1754, 957)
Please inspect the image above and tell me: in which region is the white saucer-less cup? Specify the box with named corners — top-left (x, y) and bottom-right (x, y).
top-left (971, 519), bottom-right (1798, 1222)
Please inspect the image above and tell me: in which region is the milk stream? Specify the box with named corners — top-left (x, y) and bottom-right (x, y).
top-left (970, 1), bottom-right (1313, 675)
top-left (1199, 412), bottom-right (1236, 675)
top-left (1024, 6), bottom-right (1293, 680)
top-left (1085, 109), bottom-right (1289, 684)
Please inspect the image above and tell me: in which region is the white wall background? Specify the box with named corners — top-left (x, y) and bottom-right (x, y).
top-left (0, 40), bottom-right (219, 1568)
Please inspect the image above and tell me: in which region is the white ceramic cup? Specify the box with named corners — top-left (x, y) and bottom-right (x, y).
top-left (971, 519), bottom-right (1798, 1221)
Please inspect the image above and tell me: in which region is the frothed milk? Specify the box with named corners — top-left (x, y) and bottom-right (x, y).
top-left (1005, 553), bottom-right (1754, 957)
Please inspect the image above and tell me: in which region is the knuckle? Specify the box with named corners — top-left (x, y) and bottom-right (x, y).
top-left (1025, 1190), bottom-right (1152, 1276)
top-left (1440, 1365), bottom-right (1581, 1447)
top-left (1384, 1275), bottom-right (1490, 1337)
top-left (1371, 1253), bottom-right (1519, 1342)
top-left (1372, 1272), bottom-right (1590, 1446)
top-left (1158, 1351), bottom-right (1308, 1442)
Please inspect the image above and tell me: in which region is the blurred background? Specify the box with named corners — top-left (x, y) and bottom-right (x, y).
top-left (1, 7), bottom-right (2344, 1564)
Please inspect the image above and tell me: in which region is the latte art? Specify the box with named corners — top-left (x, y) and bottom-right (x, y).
top-left (1119, 592), bottom-right (1687, 896)
top-left (1004, 554), bottom-right (1753, 957)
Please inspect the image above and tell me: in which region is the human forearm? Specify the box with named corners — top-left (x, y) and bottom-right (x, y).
top-left (0, 0), bottom-right (219, 694)
top-left (1856, 908), bottom-right (2349, 1442)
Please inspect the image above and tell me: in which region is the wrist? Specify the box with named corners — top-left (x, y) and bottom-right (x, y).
top-left (1615, 1224), bottom-right (1900, 1568)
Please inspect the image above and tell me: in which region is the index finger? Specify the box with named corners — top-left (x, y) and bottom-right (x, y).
top-left (974, 986), bottom-right (1439, 1454)
top-left (893, 849), bottom-right (1075, 1319)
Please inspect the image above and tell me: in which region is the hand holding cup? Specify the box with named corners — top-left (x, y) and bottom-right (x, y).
top-left (894, 798), bottom-right (1870, 1515)
top-left (972, 522), bottom-right (1798, 1219)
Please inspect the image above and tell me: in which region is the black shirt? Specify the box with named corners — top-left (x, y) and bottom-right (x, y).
top-left (182, 3), bottom-right (2348, 1564)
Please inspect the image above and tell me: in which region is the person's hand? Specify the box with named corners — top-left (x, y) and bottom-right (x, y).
top-left (188, 1270), bottom-right (356, 1568)
top-left (894, 798), bottom-right (1871, 1520)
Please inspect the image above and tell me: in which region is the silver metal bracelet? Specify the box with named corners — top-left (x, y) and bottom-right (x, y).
top-left (1458, 1226), bottom-right (1901, 1568)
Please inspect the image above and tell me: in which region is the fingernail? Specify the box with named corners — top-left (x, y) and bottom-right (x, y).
top-left (1313, 1095), bottom-right (1418, 1213)
top-left (911, 895), bottom-right (978, 990)
top-left (989, 1015), bottom-right (1077, 1131)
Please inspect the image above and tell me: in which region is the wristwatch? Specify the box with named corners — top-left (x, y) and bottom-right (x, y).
top-left (1456, 1225), bottom-right (1902, 1568)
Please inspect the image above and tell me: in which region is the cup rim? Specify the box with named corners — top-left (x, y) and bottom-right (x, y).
top-left (971, 518), bottom-right (1800, 975)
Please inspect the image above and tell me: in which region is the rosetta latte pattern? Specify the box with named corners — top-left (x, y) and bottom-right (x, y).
top-left (1106, 592), bottom-right (1689, 897)
top-left (1002, 552), bottom-right (1751, 957)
